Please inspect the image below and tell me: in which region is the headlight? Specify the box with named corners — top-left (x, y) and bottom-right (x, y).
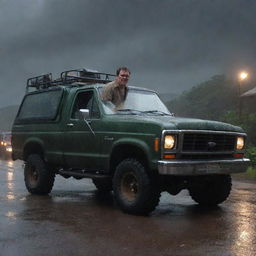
top-left (236, 136), bottom-right (244, 150)
top-left (6, 147), bottom-right (12, 152)
top-left (164, 135), bottom-right (176, 149)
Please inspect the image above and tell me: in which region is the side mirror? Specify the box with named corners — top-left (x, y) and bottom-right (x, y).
top-left (79, 109), bottom-right (90, 120)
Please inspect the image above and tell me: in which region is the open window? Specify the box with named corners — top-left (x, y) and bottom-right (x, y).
top-left (71, 90), bottom-right (100, 119)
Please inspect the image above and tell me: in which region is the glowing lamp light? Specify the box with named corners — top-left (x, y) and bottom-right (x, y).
top-left (236, 137), bottom-right (245, 150)
top-left (239, 72), bottom-right (248, 81)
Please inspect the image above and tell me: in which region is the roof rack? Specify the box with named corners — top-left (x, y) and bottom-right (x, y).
top-left (26, 73), bottom-right (53, 93)
top-left (26, 68), bottom-right (115, 93)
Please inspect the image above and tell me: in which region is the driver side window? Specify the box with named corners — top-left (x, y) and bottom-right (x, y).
top-left (71, 90), bottom-right (100, 119)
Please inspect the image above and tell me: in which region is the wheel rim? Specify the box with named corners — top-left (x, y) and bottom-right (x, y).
top-left (27, 165), bottom-right (39, 186)
top-left (121, 172), bottom-right (138, 202)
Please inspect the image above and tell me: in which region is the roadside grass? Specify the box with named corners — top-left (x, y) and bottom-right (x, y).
top-left (233, 166), bottom-right (256, 182)
top-left (247, 166), bottom-right (256, 178)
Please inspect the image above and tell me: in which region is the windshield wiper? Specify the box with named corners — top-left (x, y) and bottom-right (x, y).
top-left (142, 110), bottom-right (173, 116)
top-left (116, 109), bottom-right (143, 115)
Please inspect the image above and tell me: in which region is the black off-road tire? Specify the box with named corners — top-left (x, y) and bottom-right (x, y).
top-left (92, 178), bottom-right (112, 192)
top-left (189, 174), bottom-right (232, 206)
top-left (24, 154), bottom-right (55, 195)
top-left (113, 158), bottom-right (160, 215)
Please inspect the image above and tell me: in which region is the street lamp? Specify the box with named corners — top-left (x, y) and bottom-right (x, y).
top-left (238, 71), bottom-right (248, 120)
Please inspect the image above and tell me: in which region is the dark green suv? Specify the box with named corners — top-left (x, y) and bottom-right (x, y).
top-left (12, 69), bottom-right (250, 215)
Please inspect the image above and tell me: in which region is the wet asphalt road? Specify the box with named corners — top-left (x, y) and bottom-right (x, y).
top-left (0, 159), bottom-right (255, 256)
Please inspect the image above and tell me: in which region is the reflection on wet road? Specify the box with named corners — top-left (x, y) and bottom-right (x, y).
top-left (0, 159), bottom-right (255, 256)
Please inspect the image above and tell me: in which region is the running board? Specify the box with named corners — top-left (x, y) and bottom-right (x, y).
top-left (58, 169), bottom-right (110, 179)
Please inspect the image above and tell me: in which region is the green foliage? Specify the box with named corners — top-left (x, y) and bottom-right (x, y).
top-left (245, 146), bottom-right (256, 166)
top-left (167, 75), bottom-right (238, 120)
top-left (246, 167), bottom-right (256, 179)
top-left (221, 112), bottom-right (256, 145)
top-left (167, 74), bottom-right (256, 146)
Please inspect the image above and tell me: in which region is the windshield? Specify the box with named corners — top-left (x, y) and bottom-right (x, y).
top-left (99, 87), bottom-right (171, 115)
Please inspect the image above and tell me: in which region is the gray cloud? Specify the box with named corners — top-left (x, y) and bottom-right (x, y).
top-left (0, 0), bottom-right (256, 107)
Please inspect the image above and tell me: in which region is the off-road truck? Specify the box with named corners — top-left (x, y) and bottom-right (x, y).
top-left (12, 69), bottom-right (250, 215)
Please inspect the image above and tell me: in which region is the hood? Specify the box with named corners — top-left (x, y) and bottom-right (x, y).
top-left (105, 114), bottom-right (244, 133)
top-left (160, 116), bottom-right (243, 132)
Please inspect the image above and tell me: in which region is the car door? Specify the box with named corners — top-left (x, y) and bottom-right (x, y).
top-left (62, 89), bottom-right (103, 170)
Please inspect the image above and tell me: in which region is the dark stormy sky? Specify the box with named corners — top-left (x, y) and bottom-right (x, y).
top-left (1, 0), bottom-right (256, 107)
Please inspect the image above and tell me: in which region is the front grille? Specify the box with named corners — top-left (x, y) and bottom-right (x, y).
top-left (182, 133), bottom-right (236, 152)
top-left (179, 154), bottom-right (234, 160)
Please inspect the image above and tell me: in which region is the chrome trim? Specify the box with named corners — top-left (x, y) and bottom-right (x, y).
top-left (158, 158), bottom-right (250, 176)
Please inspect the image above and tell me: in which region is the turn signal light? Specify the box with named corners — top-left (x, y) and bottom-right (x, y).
top-left (154, 138), bottom-right (159, 152)
top-left (163, 154), bottom-right (176, 159)
top-left (233, 153), bottom-right (243, 158)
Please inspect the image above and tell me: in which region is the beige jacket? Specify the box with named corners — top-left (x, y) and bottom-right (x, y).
top-left (101, 80), bottom-right (128, 108)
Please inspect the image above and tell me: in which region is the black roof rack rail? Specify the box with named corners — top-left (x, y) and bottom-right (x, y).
top-left (26, 73), bottom-right (53, 93)
top-left (60, 68), bottom-right (115, 84)
top-left (26, 68), bottom-right (115, 93)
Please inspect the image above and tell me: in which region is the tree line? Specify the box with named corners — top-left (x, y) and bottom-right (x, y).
top-left (166, 74), bottom-right (256, 165)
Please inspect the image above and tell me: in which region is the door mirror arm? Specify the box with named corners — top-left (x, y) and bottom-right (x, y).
top-left (79, 109), bottom-right (95, 136)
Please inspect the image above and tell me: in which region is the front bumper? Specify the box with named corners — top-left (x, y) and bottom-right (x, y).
top-left (158, 158), bottom-right (250, 176)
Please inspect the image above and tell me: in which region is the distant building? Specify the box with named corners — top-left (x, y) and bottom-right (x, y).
top-left (241, 87), bottom-right (256, 97)
top-left (240, 87), bottom-right (256, 113)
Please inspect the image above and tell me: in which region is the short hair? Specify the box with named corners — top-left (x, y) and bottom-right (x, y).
top-left (116, 67), bottom-right (131, 76)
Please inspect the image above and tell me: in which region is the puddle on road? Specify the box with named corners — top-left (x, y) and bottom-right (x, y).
top-left (4, 211), bottom-right (17, 221)
top-left (6, 192), bottom-right (15, 200)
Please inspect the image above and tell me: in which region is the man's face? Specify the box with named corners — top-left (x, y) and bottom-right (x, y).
top-left (116, 70), bottom-right (130, 86)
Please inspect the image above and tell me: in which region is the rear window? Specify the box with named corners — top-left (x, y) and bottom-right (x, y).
top-left (17, 89), bottom-right (63, 121)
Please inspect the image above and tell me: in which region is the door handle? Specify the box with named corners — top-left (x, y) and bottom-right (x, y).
top-left (67, 123), bottom-right (74, 127)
